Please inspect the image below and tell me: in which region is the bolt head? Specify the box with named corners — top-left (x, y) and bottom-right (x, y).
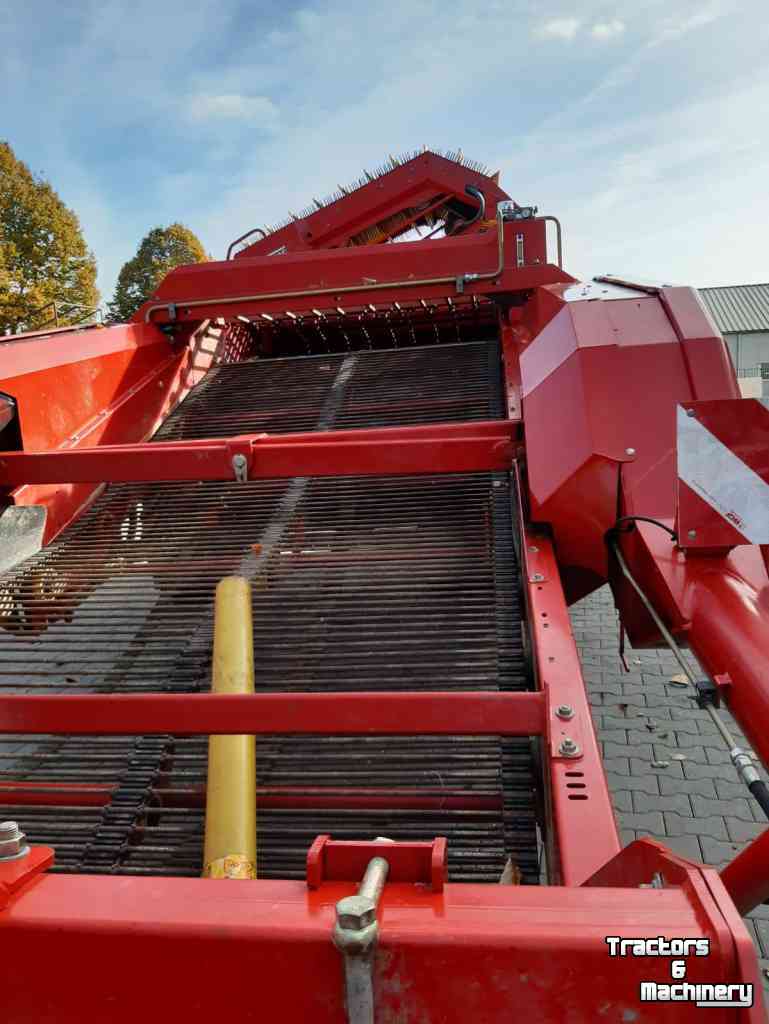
top-left (335, 895), bottom-right (376, 931)
top-left (0, 821), bottom-right (28, 861)
top-left (625, 447), bottom-right (636, 456)
top-left (686, 408), bottom-right (696, 417)
top-left (530, 573), bottom-right (545, 583)
top-left (556, 704), bottom-right (574, 720)
top-left (687, 529), bottom-right (697, 540)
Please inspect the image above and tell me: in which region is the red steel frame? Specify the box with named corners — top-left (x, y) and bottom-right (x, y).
top-left (1, 158), bottom-right (767, 1020)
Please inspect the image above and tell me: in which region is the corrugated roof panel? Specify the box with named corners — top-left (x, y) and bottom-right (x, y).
top-left (699, 283), bottom-right (769, 334)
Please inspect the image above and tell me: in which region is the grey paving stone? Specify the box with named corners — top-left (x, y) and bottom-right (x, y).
top-left (691, 795), bottom-right (755, 822)
top-left (664, 811), bottom-right (728, 840)
top-left (601, 714), bottom-right (649, 731)
top-left (682, 761), bottom-right (730, 781)
top-left (604, 740), bottom-right (654, 760)
top-left (630, 757), bottom-right (684, 778)
top-left (603, 757), bottom-right (630, 776)
top-left (626, 728), bottom-right (667, 746)
top-left (659, 774), bottom-right (717, 798)
top-left (617, 811), bottom-right (665, 834)
top-left (704, 745), bottom-right (733, 766)
top-left (597, 726), bottom-right (629, 744)
top-left (715, 779), bottom-right (753, 801)
top-left (725, 817), bottom-right (767, 843)
top-left (673, 730), bottom-right (716, 748)
top-left (633, 791), bottom-right (691, 816)
top-left (698, 836), bottom-right (742, 867)
top-left (612, 790), bottom-right (633, 813)
top-left (607, 772), bottom-right (659, 795)
top-left (652, 742), bottom-right (707, 762)
top-left (659, 834), bottom-right (703, 861)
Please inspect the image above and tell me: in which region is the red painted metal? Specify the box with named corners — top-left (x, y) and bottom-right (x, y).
top-left (150, 786), bottom-right (501, 812)
top-left (0, 861), bottom-right (759, 1022)
top-left (0, 690), bottom-right (547, 737)
top-left (135, 222), bottom-right (567, 327)
top-left (0, 783), bottom-right (115, 807)
top-left (514, 465), bottom-right (621, 885)
top-left (721, 827), bottom-right (769, 916)
top-left (234, 151), bottom-right (512, 256)
top-left (0, 845), bottom-right (54, 909)
top-left (0, 420), bottom-right (515, 485)
top-left (306, 835), bottom-right (447, 891)
top-left (0, 320), bottom-right (221, 541)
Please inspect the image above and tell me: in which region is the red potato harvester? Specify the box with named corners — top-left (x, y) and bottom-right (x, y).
top-left (0, 149), bottom-right (767, 1021)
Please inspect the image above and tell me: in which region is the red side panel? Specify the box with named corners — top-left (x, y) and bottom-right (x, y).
top-left (0, 323), bottom-right (219, 541)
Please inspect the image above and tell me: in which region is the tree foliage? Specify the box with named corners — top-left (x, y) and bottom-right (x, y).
top-left (108, 224), bottom-right (207, 323)
top-left (0, 141), bottom-right (99, 335)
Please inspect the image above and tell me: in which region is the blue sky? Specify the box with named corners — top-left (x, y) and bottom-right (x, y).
top-left (2, 0), bottom-right (768, 304)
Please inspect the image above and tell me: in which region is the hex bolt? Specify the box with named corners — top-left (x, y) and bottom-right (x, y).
top-left (0, 820), bottom-right (29, 861)
top-left (625, 447), bottom-right (636, 456)
top-left (558, 737), bottom-right (580, 758)
top-left (556, 704), bottom-right (574, 720)
top-left (686, 408), bottom-right (696, 417)
top-left (687, 529), bottom-right (697, 540)
top-left (530, 573), bottom-right (545, 583)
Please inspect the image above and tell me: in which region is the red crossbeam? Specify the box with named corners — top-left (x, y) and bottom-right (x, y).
top-left (0, 420), bottom-right (515, 485)
top-left (0, 691), bottom-right (546, 736)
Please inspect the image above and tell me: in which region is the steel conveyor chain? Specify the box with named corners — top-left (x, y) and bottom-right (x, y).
top-left (0, 340), bottom-right (540, 882)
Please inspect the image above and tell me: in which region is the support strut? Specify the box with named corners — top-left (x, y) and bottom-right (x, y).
top-left (202, 577), bottom-right (257, 879)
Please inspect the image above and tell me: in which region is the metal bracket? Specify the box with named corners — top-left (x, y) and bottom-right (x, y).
top-left (231, 453), bottom-right (248, 482)
top-left (307, 835), bottom-right (446, 892)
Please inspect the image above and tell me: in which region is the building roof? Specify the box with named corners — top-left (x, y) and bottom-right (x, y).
top-left (699, 283), bottom-right (769, 334)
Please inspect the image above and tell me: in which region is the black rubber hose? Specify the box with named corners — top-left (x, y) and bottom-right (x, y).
top-left (749, 780), bottom-right (769, 821)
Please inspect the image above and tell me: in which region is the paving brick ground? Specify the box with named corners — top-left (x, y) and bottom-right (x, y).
top-left (571, 585), bottom-right (769, 1009)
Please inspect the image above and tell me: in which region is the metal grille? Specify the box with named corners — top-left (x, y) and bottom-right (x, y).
top-left (154, 340), bottom-right (501, 440)
top-left (0, 340), bottom-right (540, 882)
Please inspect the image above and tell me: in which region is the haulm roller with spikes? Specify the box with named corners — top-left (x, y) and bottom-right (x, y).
top-left (0, 149), bottom-right (767, 1021)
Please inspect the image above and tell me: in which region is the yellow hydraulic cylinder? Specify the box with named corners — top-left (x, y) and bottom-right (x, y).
top-left (202, 576), bottom-right (257, 879)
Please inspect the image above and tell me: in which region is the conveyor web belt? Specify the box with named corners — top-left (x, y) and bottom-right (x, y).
top-left (0, 340), bottom-right (541, 882)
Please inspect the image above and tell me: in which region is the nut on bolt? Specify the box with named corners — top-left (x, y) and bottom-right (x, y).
top-left (333, 894), bottom-right (379, 956)
top-left (0, 820), bottom-right (29, 861)
top-left (558, 737), bottom-right (580, 758)
top-left (556, 704), bottom-right (574, 720)
top-left (336, 894), bottom-right (376, 932)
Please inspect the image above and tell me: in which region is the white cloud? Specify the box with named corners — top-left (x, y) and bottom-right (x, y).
top-left (186, 93), bottom-right (278, 123)
top-left (651, 1), bottom-right (733, 45)
top-left (591, 19), bottom-right (625, 40)
top-left (534, 17), bottom-right (581, 41)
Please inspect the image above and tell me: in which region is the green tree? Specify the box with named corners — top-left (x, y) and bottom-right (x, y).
top-left (0, 141), bottom-right (99, 334)
top-left (108, 224), bottom-right (207, 323)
